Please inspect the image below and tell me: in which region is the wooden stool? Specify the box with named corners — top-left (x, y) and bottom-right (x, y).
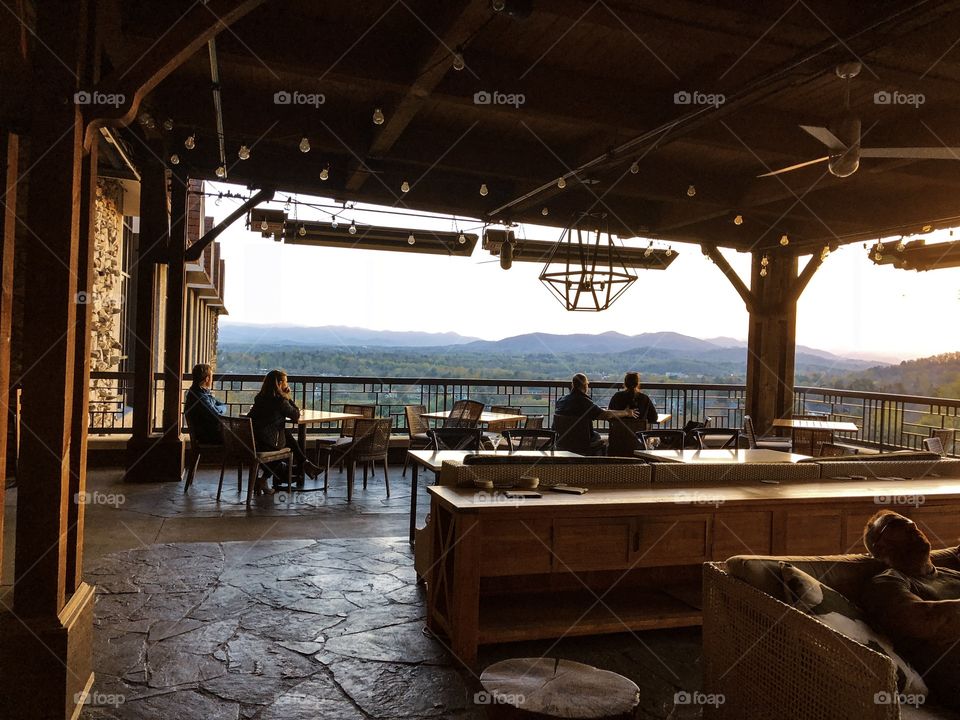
top-left (478, 657), bottom-right (640, 719)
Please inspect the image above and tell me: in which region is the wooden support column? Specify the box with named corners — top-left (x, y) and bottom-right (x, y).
top-left (0, 1), bottom-right (96, 716)
top-left (0, 133), bottom-right (18, 577)
top-left (745, 252), bottom-right (801, 435)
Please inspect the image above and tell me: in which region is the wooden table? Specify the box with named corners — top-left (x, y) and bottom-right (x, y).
top-left (426, 477), bottom-right (960, 666)
top-left (634, 448), bottom-right (812, 464)
top-left (291, 409), bottom-right (363, 487)
top-left (772, 418), bottom-right (859, 432)
top-left (406, 449), bottom-right (582, 543)
top-left (422, 410), bottom-right (527, 425)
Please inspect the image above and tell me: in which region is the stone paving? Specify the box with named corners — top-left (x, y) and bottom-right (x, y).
top-left (78, 537), bottom-right (704, 719)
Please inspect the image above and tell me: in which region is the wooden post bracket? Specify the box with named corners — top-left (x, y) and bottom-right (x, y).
top-left (184, 186), bottom-right (274, 262)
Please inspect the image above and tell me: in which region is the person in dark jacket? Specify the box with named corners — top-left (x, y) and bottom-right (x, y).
top-left (246, 369), bottom-right (319, 492)
top-left (184, 363), bottom-right (225, 444)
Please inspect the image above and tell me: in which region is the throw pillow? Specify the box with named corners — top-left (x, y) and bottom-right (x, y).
top-left (779, 561), bottom-right (928, 696)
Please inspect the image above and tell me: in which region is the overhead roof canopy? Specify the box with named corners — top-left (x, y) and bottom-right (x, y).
top-left (110, 0), bottom-right (960, 255)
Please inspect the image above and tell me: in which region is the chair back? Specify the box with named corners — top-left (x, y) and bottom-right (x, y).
top-left (428, 428), bottom-right (482, 451)
top-left (404, 404), bottom-right (430, 438)
top-left (924, 437), bottom-right (945, 456)
top-left (818, 442), bottom-right (849, 457)
top-left (932, 428), bottom-right (955, 456)
top-left (341, 403), bottom-right (376, 437)
top-left (552, 414), bottom-right (595, 455)
top-left (352, 418), bottom-right (392, 462)
top-left (523, 415), bottom-right (545, 429)
top-left (184, 404), bottom-right (201, 448)
top-left (443, 399), bottom-right (484, 428)
top-left (638, 429), bottom-right (686, 450)
top-left (693, 428), bottom-right (741, 449)
top-left (221, 416), bottom-right (257, 462)
top-left (742, 415), bottom-right (758, 449)
top-left (486, 405), bottom-right (521, 433)
top-left (793, 427), bottom-right (832, 456)
top-left (503, 428), bottom-right (557, 452)
top-left (607, 416), bottom-right (648, 457)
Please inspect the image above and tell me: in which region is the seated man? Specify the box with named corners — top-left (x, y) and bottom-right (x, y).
top-left (862, 510), bottom-right (960, 710)
top-left (553, 373), bottom-right (637, 455)
top-left (184, 363), bottom-right (226, 444)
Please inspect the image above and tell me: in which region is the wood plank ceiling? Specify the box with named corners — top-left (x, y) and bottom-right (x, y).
top-left (113, 0), bottom-right (960, 254)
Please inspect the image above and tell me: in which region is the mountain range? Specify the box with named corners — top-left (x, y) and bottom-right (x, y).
top-left (218, 323), bottom-right (883, 371)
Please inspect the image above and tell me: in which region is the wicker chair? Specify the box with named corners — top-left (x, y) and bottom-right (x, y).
top-left (637, 429), bottom-right (685, 451)
top-left (401, 404), bottom-right (432, 477)
top-left (183, 407), bottom-right (224, 492)
top-left (317, 403), bottom-right (376, 484)
top-left (428, 427), bottom-right (482, 451)
top-left (924, 436), bottom-right (945, 456)
top-left (443, 399), bottom-right (484, 428)
top-left (523, 415), bottom-right (545, 429)
top-left (342, 418), bottom-right (392, 502)
top-left (818, 442), bottom-right (851, 457)
top-left (931, 428), bottom-right (955, 456)
top-left (218, 416), bottom-right (292, 506)
top-left (742, 414), bottom-right (792, 451)
top-left (692, 428), bottom-right (741, 449)
top-left (502, 428), bottom-right (557, 452)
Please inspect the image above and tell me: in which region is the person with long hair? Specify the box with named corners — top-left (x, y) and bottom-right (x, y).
top-left (247, 369), bottom-right (319, 493)
top-left (184, 363), bottom-right (226, 444)
top-left (608, 371), bottom-right (658, 423)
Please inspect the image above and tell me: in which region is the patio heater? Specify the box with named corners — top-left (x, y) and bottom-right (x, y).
top-left (539, 215), bottom-right (637, 311)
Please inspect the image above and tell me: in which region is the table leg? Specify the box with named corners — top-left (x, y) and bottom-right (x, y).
top-left (409, 459), bottom-right (419, 545)
top-left (296, 423), bottom-right (307, 487)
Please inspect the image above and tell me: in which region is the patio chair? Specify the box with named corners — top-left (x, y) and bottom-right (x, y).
top-left (183, 406), bottom-right (224, 492)
top-left (637, 429), bottom-right (686, 451)
top-left (342, 418), bottom-right (392, 502)
top-left (218, 416), bottom-right (292, 506)
top-left (401, 404), bottom-right (431, 477)
top-left (792, 427), bottom-right (833, 456)
top-left (427, 427), bottom-right (482, 451)
top-left (742, 414), bottom-right (793, 451)
top-left (924, 436), bottom-right (946, 456)
top-left (483, 404), bottom-right (522, 449)
top-left (818, 442), bottom-right (850, 457)
top-left (607, 416), bottom-right (648, 457)
top-left (932, 428), bottom-right (955, 456)
top-left (316, 403), bottom-right (377, 481)
top-left (443, 399), bottom-right (484, 428)
top-left (523, 415), bottom-right (545, 429)
top-left (692, 427), bottom-right (741, 450)
top-left (502, 428), bottom-right (557, 452)
top-left (553, 413), bottom-right (603, 456)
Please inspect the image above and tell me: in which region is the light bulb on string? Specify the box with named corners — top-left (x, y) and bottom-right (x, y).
top-left (407, 233), bottom-right (416, 245)
top-left (541, 207), bottom-right (549, 216)
top-left (299, 137), bottom-right (311, 153)
top-left (163, 118), bottom-right (174, 131)
top-left (260, 218), bottom-right (269, 231)
top-left (760, 255), bottom-right (770, 267)
top-left (630, 161), bottom-right (639, 174)
top-left (874, 251), bottom-right (883, 262)
top-left (214, 195), bottom-right (222, 207)
top-left (298, 224), bottom-right (306, 237)
top-left (779, 234), bottom-right (789, 246)
top-left (400, 180), bottom-right (410, 193)
top-left (452, 52), bottom-right (465, 71)
top-left (372, 107), bottom-right (385, 125)
top-left (348, 222), bottom-right (357, 235)
top-left (760, 267), bottom-right (768, 278)
top-left (557, 177), bottom-right (566, 189)
top-left (184, 133), bottom-right (196, 150)
top-left (215, 165), bottom-right (227, 178)
top-left (284, 198), bottom-right (291, 212)
top-left (686, 185), bottom-right (696, 197)
top-left (320, 166), bottom-right (329, 181)
top-left (238, 145), bottom-right (251, 160)
top-left (733, 214), bottom-right (743, 225)
top-left (458, 232), bottom-right (466, 244)
top-left (923, 224), bottom-right (933, 233)
top-left (896, 237), bottom-right (906, 252)
top-left (479, 183), bottom-right (488, 196)
top-left (169, 154), bottom-right (180, 165)
top-left (665, 247), bottom-right (673, 257)
top-left (331, 218), bottom-right (338, 229)
top-left (644, 243), bottom-right (653, 258)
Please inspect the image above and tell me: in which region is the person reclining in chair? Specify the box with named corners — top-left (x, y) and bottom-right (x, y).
top-left (553, 373), bottom-right (638, 455)
top-left (862, 510), bottom-right (960, 710)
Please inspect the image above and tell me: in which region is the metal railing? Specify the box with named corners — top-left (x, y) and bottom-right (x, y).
top-left (87, 372), bottom-right (958, 455)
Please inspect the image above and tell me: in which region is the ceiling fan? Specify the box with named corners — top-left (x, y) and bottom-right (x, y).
top-left (759, 62), bottom-right (960, 179)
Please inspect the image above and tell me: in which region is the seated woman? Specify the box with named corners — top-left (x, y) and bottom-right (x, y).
top-left (184, 363), bottom-right (226, 444)
top-left (606, 372), bottom-right (659, 456)
top-left (247, 369), bottom-right (319, 492)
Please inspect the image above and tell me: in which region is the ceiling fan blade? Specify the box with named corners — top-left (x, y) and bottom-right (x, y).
top-left (757, 156), bottom-right (829, 178)
top-left (860, 147), bottom-right (960, 159)
top-left (800, 125), bottom-right (847, 152)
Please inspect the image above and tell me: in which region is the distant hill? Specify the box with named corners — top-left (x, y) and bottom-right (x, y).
top-left (837, 352), bottom-right (960, 397)
top-left (219, 322), bottom-right (480, 348)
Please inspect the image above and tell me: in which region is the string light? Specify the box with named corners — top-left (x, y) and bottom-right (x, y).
top-left (686, 185), bottom-right (696, 197)
top-left (298, 224), bottom-right (306, 237)
top-left (163, 118), bottom-right (174, 131)
top-left (541, 207), bottom-right (549, 216)
top-left (644, 242), bottom-right (654, 258)
top-left (373, 108), bottom-right (385, 125)
top-left (184, 134), bottom-right (196, 150)
top-left (733, 214), bottom-right (743, 225)
top-left (630, 161), bottom-right (639, 174)
top-left (407, 233), bottom-right (416, 245)
top-left (348, 222), bottom-right (357, 235)
top-left (215, 165), bottom-right (227, 178)
top-left (479, 183), bottom-right (489, 196)
top-left (214, 195), bottom-right (222, 207)
top-left (557, 177), bottom-right (566, 189)
top-left (874, 251), bottom-right (884, 262)
top-left (299, 137), bottom-right (311, 153)
top-left (458, 232), bottom-right (466, 244)
top-left (260, 218), bottom-right (269, 231)
top-left (760, 267), bottom-right (768, 277)
top-left (238, 145), bottom-right (251, 160)
top-left (896, 237), bottom-right (906, 252)
top-left (779, 234), bottom-right (790, 246)
top-left (923, 224), bottom-right (933, 233)
top-left (400, 180), bottom-right (410, 193)
top-left (666, 247), bottom-right (673, 257)
top-left (284, 198), bottom-right (291, 212)
top-left (760, 255), bottom-right (770, 267)
top-left (169, 154), bottom-right (180, 165)
top-left (331, 218), bottom-right (338, 229)
top-left (320, 166), bottom-right (329, 181)
top-left (452, 52), bottom-right (465, 71)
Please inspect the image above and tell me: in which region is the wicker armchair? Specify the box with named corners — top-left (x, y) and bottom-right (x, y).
top-left (443, 399), bottom-right (484, 428)
top-left (932, 428), bottom-right (955, 456)
top-left (218, 416), bottom-right (292, 506)
top-left (402, 404), bottom-right (431, 477)
top-left (341, 418), bottom-right (392, 502)
top-left (317, 403), bottom-right (376, 484)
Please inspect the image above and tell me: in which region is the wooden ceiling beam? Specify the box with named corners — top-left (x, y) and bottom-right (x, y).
top-left (343, 0), bottom-right (494, 192)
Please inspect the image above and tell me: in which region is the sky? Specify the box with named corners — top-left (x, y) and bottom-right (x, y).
top-left (206, 182), bottom-right (960, 362)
